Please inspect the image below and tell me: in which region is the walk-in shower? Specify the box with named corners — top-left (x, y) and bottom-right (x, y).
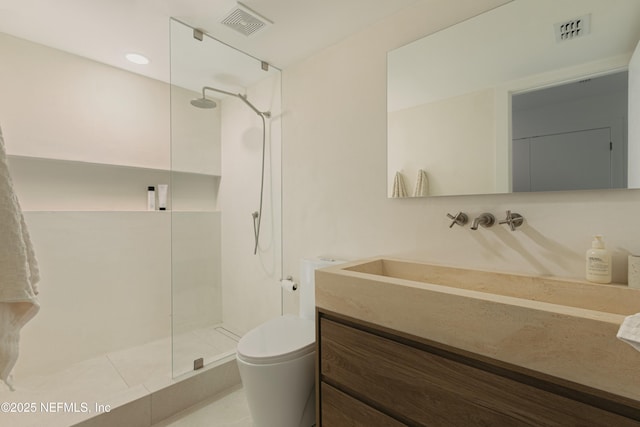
top-left (190, 86), bottom-right (271, 255)
top-left (0, 15), bottom-right (281, 427)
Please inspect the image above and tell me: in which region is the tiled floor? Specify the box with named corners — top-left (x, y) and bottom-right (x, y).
top-left (0, 325), bottom-right (239, 427)
top-left (151, 386), bottom-right (252, 427)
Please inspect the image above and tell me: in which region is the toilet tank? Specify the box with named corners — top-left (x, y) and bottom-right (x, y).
top-left (299, 257), bottom-right (343, 320)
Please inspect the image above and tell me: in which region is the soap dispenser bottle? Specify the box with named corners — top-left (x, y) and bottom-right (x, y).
top-left (586, 235), bottom-right (611, 284)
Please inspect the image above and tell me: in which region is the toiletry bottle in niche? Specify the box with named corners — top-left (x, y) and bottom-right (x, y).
top-left (157, 184), bottom-right (168, 211)
top-left (586, 235), bottom-right (611, 284)
top-left (147, 186), bottom-right (156, 211)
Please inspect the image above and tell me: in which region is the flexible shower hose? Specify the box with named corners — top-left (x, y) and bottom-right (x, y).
top-left (252, 113), bottom-right (266, 255)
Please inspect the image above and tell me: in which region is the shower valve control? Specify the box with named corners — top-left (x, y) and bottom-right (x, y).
top-left (499, 210), bottom-right (524, 231)
top-left (446, 212), bottom-right (468, 228)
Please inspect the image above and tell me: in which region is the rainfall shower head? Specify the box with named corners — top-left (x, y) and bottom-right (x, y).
top-left (190, 97), bottom-right (217, 109)
top-left (190, 86), bottom-right (270, 118)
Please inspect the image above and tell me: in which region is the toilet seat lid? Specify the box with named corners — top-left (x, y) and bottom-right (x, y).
top-left (237, 315), bottom-right (315, 364)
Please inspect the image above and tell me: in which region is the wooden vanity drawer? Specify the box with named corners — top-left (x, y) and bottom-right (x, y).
top-left (319, 316), bottom-right (640, 426)
top-left (321, 382), bottom-right (405, 426)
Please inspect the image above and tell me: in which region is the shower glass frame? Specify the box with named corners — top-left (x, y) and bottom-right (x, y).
top-left (169, 18), bottom-right (283, 378)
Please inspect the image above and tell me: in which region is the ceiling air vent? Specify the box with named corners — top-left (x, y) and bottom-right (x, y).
top-left (554, 14), bottom-right (591, 42)
top-left (221, 2), bottom-right (272, 37)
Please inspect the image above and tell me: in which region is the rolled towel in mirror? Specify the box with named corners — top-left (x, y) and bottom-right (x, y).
top-left (414, 169), bottom-right (429, 197)
top-left (392, 171), bottom-right (408, 198)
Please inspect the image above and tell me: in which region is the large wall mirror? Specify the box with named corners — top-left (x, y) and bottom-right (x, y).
top-left (387, 0), bottom-right (640, 197)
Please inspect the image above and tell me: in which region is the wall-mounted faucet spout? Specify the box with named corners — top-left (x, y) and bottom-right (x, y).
top-left (470, 213), bottom-right (495, 230)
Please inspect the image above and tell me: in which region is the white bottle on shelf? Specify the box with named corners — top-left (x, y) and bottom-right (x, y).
top-left (147, 186), bottom-right (156, 211)
top-left (586, 235), bottom-right (611, 284)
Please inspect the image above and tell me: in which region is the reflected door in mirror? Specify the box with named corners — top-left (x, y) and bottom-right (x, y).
top-left (513, 128), bottom-right (615, 192)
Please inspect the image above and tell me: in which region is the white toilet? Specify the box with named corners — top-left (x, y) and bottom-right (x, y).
top-left (236, 258), bottom-right (342, 427)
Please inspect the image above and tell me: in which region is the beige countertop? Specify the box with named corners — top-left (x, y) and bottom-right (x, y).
top-left (316, 257), bottom-right (640, 401)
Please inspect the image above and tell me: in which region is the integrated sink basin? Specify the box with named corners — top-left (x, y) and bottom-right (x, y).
top-left (344, 258), bottom-right (639, 315)
top-left (315, 257), bottom-right (640, 402)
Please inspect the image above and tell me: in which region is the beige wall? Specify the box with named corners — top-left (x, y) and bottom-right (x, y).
top-left (281, 0), bottom-right (640, 314)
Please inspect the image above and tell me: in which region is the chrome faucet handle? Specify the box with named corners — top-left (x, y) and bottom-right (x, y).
top-left (446, 212), bottom-right (468, 228)
top-left (470, 213), bottom-right (495, 230)
top-left (498, 210), bottom-right (524, 231)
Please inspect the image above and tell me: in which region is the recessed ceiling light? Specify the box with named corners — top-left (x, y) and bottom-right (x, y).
top-left (125, 53), bottom-right (150, 65)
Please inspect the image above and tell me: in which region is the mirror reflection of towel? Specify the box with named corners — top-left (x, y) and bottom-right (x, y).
top-left (0, 125), bottom-right (40, 391)
top-left (392, 171), bottom-right (408, 198)
top-left (414, 169), bottom-right (429, 197)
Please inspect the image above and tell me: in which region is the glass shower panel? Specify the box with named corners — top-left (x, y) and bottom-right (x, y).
top-left (169, 18), bottom-right (282, 378)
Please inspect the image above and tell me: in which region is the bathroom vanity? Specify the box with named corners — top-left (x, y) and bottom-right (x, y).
top-left (315, 258), bottom-right (640, 426)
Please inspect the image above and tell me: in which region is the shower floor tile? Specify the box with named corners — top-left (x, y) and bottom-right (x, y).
top-left (107, 336), bottom-right (172, 387)
top-left (0, 355), bottom-right (131, 427)
top-left (0, 324), bottom-right (240, 427)
top-left (172, 326), bottom-right (238, 377)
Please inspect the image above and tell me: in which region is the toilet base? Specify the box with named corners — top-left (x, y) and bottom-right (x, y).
top-left (300, 386), bottom-right (316, 426)
top-left (237, 350), bottom-right (315, 427)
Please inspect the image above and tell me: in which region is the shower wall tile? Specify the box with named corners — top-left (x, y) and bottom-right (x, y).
top-left (16, 212), bottom-right (171, 378)
top-left (171, 212), bottom-right (222, 337)
top-left (170, 85), bottom-right (221, 176)
top-left (0, 32), bottom-right (170, 170)
top-left (219, 74), bottom-right (283, 337)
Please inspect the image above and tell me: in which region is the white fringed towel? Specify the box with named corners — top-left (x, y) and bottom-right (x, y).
top-left (0, 125), bottom-right (40, 391)
top-left (617, 313), bottom-right (640, 352)
top-left (413, 169), bottom-right (429, 197)
top-left (392, 171), bottom-right (408, 198)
